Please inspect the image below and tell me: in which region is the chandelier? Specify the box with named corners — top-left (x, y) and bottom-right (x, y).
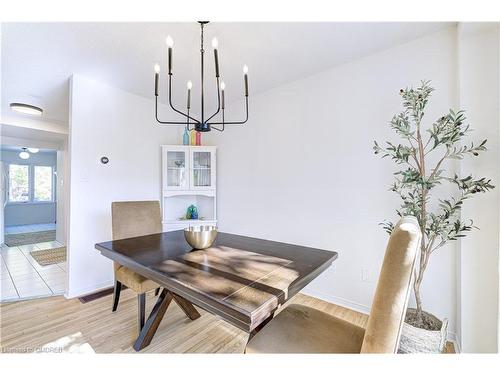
top-left (153, 21), bottom-right (249, 132)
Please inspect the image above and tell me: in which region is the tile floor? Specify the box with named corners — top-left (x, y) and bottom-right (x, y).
top-left (0, 241), bottom-right (67, 302)
top-left (4, 223), bottom-right (57, 234)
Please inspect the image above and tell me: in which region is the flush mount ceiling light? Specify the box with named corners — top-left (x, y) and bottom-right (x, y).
top-left (19, 148), bottom-right (30, 160)
top-left (10, 102), bottom-right (43, 116)
top-left (27, 148), bottom-right (39, 153)
top-left (153, 21), bottom-right (249, 132)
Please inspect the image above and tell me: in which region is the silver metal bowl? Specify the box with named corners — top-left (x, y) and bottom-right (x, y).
top-left (184, 225), bottom-right (218, 249)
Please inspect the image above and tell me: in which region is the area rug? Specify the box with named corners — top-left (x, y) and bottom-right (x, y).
top-left (30, 247), bottom-right (66, 266)
top-left (4, 230), bottom-right (56, 247)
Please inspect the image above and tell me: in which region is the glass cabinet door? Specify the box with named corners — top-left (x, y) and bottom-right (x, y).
top-left (165, 149), bottom-right (189, 189)
top-left (191, 148), bottom-right (215, 189)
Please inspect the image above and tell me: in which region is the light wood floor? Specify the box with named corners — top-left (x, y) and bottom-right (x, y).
top-left (0, 289), bottom-right (454, 353)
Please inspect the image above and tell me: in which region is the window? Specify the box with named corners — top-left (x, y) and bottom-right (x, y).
top-left (34, 166), bottom-right (53, 202)
top-left (7, 164), bottom-right (54, 203)
top-left (8, 164), bottom-right (30, 202)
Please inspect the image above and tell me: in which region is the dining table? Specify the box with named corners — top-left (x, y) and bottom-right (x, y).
top-left (95, 230), bottom-right (338, 351)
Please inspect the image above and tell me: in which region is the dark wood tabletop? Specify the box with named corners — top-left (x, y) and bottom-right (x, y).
top-left (95, 230), bottom-right (337, 349)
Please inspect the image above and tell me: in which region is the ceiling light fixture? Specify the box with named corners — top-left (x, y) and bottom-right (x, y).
top-left (27, 148), bottom-right (39, 153)
top-left (19, 148), bottom-right (30, 159)
top-left (153, 21), bottom-right (249, 132)
top-left (10, 103), bottom-right (43, 116)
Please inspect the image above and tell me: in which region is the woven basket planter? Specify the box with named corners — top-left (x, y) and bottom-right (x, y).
top-left (399, 315), bottom-right (448, 353)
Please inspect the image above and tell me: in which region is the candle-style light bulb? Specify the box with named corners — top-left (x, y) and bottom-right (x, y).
top-left (243, 65), bottom-right (249, 74)
top-left (211, 37), bottom-right (218, 49)
top-left (166, 36), bottom-right (173, 74)
top-left (165, 36), bottom-right (174, 47)
top-left (187, 80), bottom-right (193, 90)
top-left (220, 82), bottom-right (225, 91)
top-left (154, 63), bottom-right (160, 96)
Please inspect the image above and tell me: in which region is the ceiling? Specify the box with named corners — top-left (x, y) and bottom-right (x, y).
top-left (1, 22), bottom-right (453, 127)
top-left (1, 123), bottom-right (67, 142)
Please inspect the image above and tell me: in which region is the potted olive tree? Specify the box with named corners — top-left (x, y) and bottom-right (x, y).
top-left (374, 81), bottom-right (494, 353)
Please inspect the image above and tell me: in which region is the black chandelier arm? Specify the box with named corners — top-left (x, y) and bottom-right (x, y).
top-left (155, 97), bottom-right (195, 125)
top-left (168, 75), bottom-right (200, 124)
top-left (208, 96), bottom-right (248, 125)
top-left (154, 22), bottom-right (250, 131)
top-left (211, 109), bottom-right (225, 132)
top-left (204, 77), bottom-right (221, 123)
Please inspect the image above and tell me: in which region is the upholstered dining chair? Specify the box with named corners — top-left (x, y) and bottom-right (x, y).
top-left (245, 216), bottom-right (422, 353)
top-left (111, 201), bottom-right (162, 332)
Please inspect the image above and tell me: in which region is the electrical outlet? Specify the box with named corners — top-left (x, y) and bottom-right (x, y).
top-left (361, 268), bottom-right (369, 282)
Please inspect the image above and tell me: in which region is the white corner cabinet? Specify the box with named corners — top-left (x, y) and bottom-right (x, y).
top-left (161, 145), bottom-right (217, 231)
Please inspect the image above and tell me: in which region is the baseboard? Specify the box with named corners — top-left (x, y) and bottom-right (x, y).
top-left (302, 289), bottom-right (371, 315)
top-left (65, 280), bottom-right (114, 300)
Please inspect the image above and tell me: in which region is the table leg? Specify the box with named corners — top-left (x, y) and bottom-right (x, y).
top-left (173, 293), bottom-right (201, 320)
top-left (138, 293), bottom-right (146, 331)
top-left (133, 289), bottom-right (173, 351)
top-left (133, 289), bottom-right (203, 351)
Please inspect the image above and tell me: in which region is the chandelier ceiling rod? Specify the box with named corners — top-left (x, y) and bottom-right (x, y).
top-left (154, 21), bottom-right (249, 132)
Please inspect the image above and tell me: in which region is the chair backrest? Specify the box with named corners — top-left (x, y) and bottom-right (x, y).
top-left (360, 216), bottom-right (421, 353)
top-left (111, 201), bottom-right (162, 241)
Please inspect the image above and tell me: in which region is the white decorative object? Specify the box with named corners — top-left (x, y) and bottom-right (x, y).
top-left (161, 145), bottom-right (217, 232)
top-left (398, 319), bottom-right (448, 353)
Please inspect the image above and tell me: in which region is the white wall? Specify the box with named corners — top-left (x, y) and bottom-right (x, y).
top-left (66, 75), bottom-right (180, 298)
top-left (1, 149), bottom-right (57, 165)
top-left (56, 139), bottom-right (68, 244)
top-left (4, 203), bottom-right (56, 226)
top-left (457, 24), bottom-right (499, 353)
top-left (0, 135), bottom-right (62, 151)
top-left (205, 27), bottom-right (460, 336)
top-left (0, 160), bottom-right (4, 244)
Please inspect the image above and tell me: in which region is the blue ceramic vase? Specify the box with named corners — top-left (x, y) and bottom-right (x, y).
top-left (186, 205), bottom-right (198, 220)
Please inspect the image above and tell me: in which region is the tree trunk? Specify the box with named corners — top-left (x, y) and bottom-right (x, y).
top-left (414, 243), bottom-right (426, 316)
top-left (413, 240), bottom-right (429, 324)
top-left (415, 124), bottom-right (426, 324)
top-left (414, 277), bottom-right (423, 320)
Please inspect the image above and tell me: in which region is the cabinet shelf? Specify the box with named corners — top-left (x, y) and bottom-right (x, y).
top-left (163, 219), bottom-right (217, 225)
top-left (161, 145), bottom-right (217, 232)
top-left (163, 190), bottom-right (215, 198)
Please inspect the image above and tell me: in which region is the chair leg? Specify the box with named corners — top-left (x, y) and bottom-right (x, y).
top-left (112, 281), bottom-right (122, 312)
top-left (155, 288), bottom-right (160, 296)
top-left (138, 293), bottom-right (146, 331)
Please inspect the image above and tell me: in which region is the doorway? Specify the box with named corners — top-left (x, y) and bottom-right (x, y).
top-left (1, 146), bottom-right (67, 302)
